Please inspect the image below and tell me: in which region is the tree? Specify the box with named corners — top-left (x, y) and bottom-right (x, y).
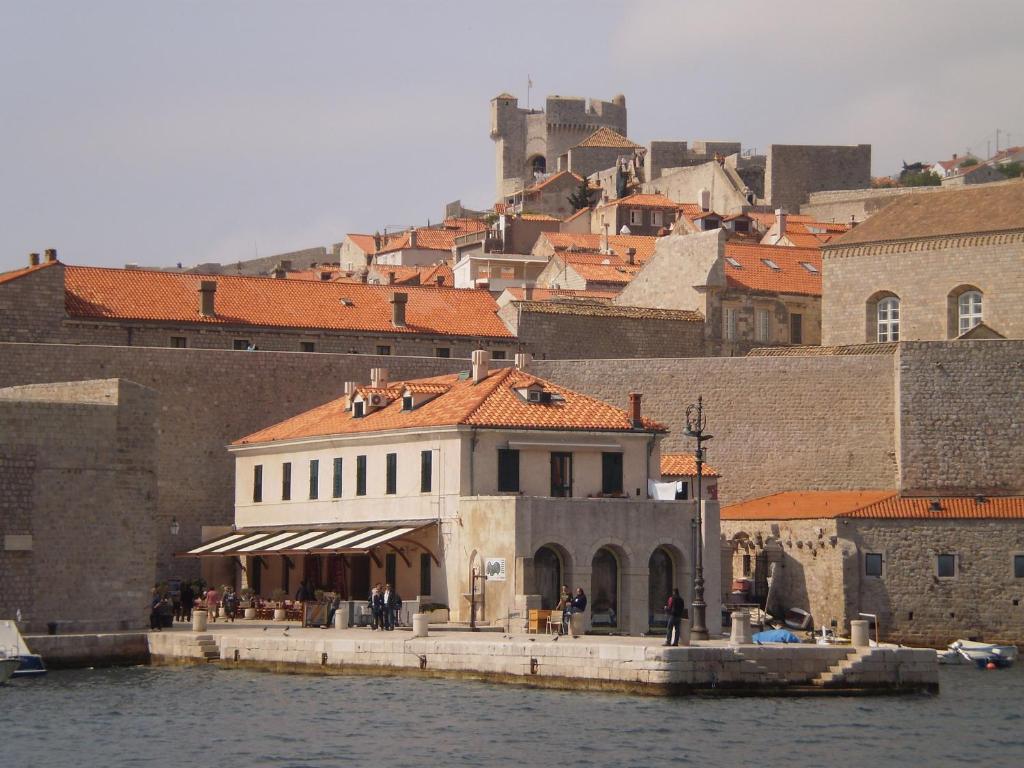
top-left (997, 161), bottom-right (1023, 179)
top-left (567, 176), bottom-right (597, 211)
top-left (902, 171), bottom-right (942, 187)
top-left (959, 157), bottom-right (980, 168)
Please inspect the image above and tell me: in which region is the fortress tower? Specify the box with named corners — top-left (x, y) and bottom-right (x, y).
top-left (490, 92), bottom-right (627, 200)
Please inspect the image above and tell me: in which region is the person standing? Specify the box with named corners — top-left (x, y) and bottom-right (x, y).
top-left (663, 588), bottom-right (687, 646)
top-left (222, 586), bottom-right (239, 623)
top-left (555, 585), bottom-right (571, 634)
top-left (370, 584), bottom-right (383, 630)
top-left (205, 585), bottom-right (220, 623)
top-left (381, 583), bottom-right (396, 630)
top-left (568, 587), bottom-right (587, 638)
top-left (179, 581), bottom-right (195, 623)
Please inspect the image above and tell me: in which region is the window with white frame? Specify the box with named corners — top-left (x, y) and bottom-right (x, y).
top-left (723, 307), bottom-right (738, 341)
top-left (650, 210), bottom-right (663, 227)
top-left (877, 296), bottom-right (900, 342)
top-left (756, 308), bottom-right (770, 342)
top-left (629, 209), bottom-right (643, 226)
top-left (958, 290), bottom-right (982, 334)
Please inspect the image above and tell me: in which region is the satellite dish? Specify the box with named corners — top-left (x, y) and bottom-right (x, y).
top-left (619, 225), bottom-right (632, 235)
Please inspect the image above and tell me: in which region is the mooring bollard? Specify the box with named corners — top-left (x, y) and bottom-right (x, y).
top-left (729, 610), bottom-right (752, 645)
top-left (850, 619), bottom-right (870, 648)
top-left (192, 609), bottom-right (208, 632)
top-left (412, 613), bottom-right (429, 638)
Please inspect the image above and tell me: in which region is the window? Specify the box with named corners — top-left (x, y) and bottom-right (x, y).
top-left (356, 455), bottom-right (367, 496)
top-left (937, 553), bottom-right (956, 578)
top-left (958, 290), bottom-right (983, 334)
top-left (674, 481), bottom-right (689, 500)
top-left (629, 209), bottom-right (643, 226)
top-left (1015, 555), bottom-right (1024, 578)
top-left (332, 458), bottom-right (343, 498)
top-left (281, 462), bottom-right (292, 501)
top-left (308, 459), bottom-right (319, 500)
top-left (492, 350), bottom-right (507, 360)
top-left (756, 308), bottom-right (770, 342)
top-left (170, 336), bottom-right (187, 348)
top-left (761, 258), bottom-right (780, 270)
top-left (402, 395), bottom-right (414, 411)
top-left (725, 256), bottom-right (742, 268)
top-left (253, 465), bottom-right (263, 503)
top-left (500, 266), bottom-right (516, 279)
top-left (385, 553), bottom-right (397, 587)
top-left (800, 261), bottom-right (819, 274)
top-left (865, 553), bottom-right (883, 577)
top-left (420, 553), bottom-right (432, 596)
top-left (742, 554), bottom-right (752, 577)
top-left (650, 210), bottom-right (663, 227)
top-left (550, 452), bottom-right (573, 497)
top-left (233, 339), bottom-right (251, 351)
top-left (877, 296), bottom-right (900, 342)
top-left (478, 264), bottom-right (492, 278)
top-left (435, 347), bottom-right (451, 358)
top-left (723, 307), bottom-right (738, 341)
top-left (385, 453), bottom-right (397, 495)
top-left (790, 313), bottom-right (803, 344)
top-left (601, 452), bottom-right (623, 495)
top-left (300, 341), bottom-right (316, 353)
top-left (353, 401), bottom-right (365, 418)
top-left (376, 345), bottom-right (392, 356)
top-left (734, 219), bottom-right (750, 234)
top-left (497, 449), bottom-right (520, 492)
top-left (420, 450), bottom-right (432, 493)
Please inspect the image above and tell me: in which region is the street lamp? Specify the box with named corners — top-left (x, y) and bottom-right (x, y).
top-left (684, 396), bottom-right (713, 641)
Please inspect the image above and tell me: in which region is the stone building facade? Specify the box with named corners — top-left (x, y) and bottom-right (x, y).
top-left (764, 144), bottom-right (872, 214)
top-left (822, 181), bottom-right (1024, 345)
top-left (0, 379), bottom-right (158, 634)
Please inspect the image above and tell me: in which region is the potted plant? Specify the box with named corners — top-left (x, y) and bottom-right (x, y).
top-left (240, 588), bottom-right (256, 619)
top-left (271, 588), bottom-right (288, 621)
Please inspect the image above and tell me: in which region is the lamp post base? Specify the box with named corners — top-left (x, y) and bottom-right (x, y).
top-left (690, 601), bottom-right (709, 641)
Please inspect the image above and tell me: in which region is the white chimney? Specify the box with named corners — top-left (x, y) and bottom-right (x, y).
top-left (471, 349), bottom-right (491, 383)
top-left (370, 367), bottom-right (388, 388)
top-left (776, 208), bottom-right (787, 238)
top-left (408, 228), bottom-right (417, 248)
top-left (699, 188), bottom-right (711, 212)
top-left (514, 352), bottom-right (532, 371)
top-left (601, 222), bottom-right (610, 254)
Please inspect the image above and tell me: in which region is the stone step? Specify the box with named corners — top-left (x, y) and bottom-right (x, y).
top-left (811, 648), bottom-right (869, 686)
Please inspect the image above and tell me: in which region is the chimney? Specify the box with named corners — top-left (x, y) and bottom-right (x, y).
top-left (471, 349), bottom-right (491, 383)
top-left (699, 188), bottom-right (710, 212)
top-left (628, 392), bottom-right (643, 428)
top-left (523, 282), bottom-right (534, 301)
top-left (435, 275), bottom-right (445, 286)
top-left (44, 248), bottom-right (57, 263)
top-left (626, 247), bottom-right (636, 265)
top-left (370, 367), bottom-right (388, 388)
top-left (601, 222), bottom-right (610, 254)
top-left (775, 208), bottom-right (787, 238)
top-left (280, 259), bottom-right (292, 271)
top-left (198, 280), bottom-right (217, 317)
top-left (388, 270), bottom-right (396, 285)
top-left (408, 228), bottom-right (417, 248)
top-left (343, 381), bottom-right (359, 396)
top-left (953, 153), bottom-right (958, 160)
top-left (514, 352), bottom-right (532, 371)
top-left (390, 291), bottom-right (408, 327)
top-left (29, 253), bottom-right (40, 266)
top-left (273, 268), bottom-right (287, 279)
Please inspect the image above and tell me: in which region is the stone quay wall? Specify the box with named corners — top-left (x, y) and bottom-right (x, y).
top-left (0, 343), bottom-right (467, 582)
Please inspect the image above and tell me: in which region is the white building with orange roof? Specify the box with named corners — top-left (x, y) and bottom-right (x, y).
top-left (188, 351), bottom-right (721, 636)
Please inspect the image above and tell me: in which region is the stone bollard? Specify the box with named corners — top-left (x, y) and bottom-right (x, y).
top-left (334, 610), bottom-right (345, 630)
top-left (729, 610), bottom-right (752, 645)
top-left (851, 619), bottom-right (870, 648)
top-left (412, 613), bottom-right (429, 638)
top-left (678, 621), bottom-right (691, 647)
top-left (192, 609), bottom-right (208, 632)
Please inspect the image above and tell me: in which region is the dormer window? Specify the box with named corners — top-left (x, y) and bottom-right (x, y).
top-left (353, 401), bottom-right (365, 418)
top-left (761, 258), bottom-right (780, 270)
top-left (402, 395), bottom-right (413, 411)
top-left (800, 261), bottom-right (819, 274)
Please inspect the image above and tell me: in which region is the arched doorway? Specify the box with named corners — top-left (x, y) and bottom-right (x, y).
top-left (533, 546), bottom-right (562, 610)
top-left (648, 547), bottom-right (674, 629)
top-left (529, 154), bottom-right (547, 175)
top-left (591, 547), bottom-right (619, 627)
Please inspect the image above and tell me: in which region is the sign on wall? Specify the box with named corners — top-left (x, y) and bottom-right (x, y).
top-left (484, 558), bottom-right (506, 581)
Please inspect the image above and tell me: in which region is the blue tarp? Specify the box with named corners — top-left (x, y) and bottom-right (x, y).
top-left (753, 629), bottom-right (801, 644)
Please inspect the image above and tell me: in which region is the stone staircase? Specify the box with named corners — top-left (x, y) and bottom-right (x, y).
top-left (810, 648), bottom-right (870, 688)
top-left (193, 633), bottom-right (220, 662)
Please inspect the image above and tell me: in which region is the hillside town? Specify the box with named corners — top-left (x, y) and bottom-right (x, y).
top-left (1, 89), bottom-right (1022, 685)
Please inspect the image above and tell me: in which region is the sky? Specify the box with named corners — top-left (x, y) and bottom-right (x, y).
top-left (2, 0), bottom-right (1022, 272)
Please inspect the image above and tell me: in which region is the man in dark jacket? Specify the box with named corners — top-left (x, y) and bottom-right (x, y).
top-left (663, 588), bottom-right (687, 646)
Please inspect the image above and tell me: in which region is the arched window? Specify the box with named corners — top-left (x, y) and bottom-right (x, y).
top-left (529, 155), bottom-right (546, 175)
top-left (958, 290), bottom-right (982, 335)
top-left (877, 296), bottom-right (900, 342)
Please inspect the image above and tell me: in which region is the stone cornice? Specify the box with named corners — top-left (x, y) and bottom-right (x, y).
top-left (823, 230), bottom-right (1024, 259)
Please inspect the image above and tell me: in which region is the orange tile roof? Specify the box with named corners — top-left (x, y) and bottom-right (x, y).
top-left (598, 193), bottom-right (679, 210)
top-left (541, 232), bottom-right (658, 262)
top-left (526, 171), bottom-right (582, 193)
top-left (62, 266), bottom-right (512, 338)
top-left (660, 453), bottom-right (721, 478)
top-left (234, 367), bottom-right (668, 445)
top-left (723, 491), bottom-right (1024, 520)
top-left (518, 212), bottom-right (562, 222)
top-left (563, 207), bottom-right (591, 223)
top-left (723, 243), bottom-right (822, 297)
top-left (345, 234), bottom-right (379, 254)
top-left (0, 260), bottom-right (58, 286)
top-left (368, 264), bottom-right (453, 287)
top-left (574, 127), bottom-right (642, 150)
top-left (554, 252), bottom-right (642, 286)
top-left (503, 287), bottom-right (618, 302)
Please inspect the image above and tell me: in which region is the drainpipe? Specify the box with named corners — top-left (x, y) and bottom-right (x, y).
top-left (469, 427), bottom-right (478, 496)
top-left (646, 434), bottom-right (655, 498)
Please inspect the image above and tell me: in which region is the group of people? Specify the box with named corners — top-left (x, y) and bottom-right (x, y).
top-left (368, 583), bottom-right (402, 630)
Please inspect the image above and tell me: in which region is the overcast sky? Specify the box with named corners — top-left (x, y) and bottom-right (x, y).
top-left (2, 0), bottom-right (1022, 271)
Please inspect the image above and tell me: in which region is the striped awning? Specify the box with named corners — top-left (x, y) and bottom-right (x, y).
top-left (180, 522), bottom-right (431, 557)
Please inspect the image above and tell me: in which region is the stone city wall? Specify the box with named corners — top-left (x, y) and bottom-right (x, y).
top-left (765, 144), bottom-right (871, 214)
top-left (800, 185), bottom-right (943, 224)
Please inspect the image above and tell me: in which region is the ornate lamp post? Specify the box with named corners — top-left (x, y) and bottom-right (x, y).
top-left (684, 396), bottom-right (713, 641)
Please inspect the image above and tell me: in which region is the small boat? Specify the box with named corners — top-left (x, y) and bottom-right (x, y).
top-left (0, 619), bottom-right (47, 678)
top-left (783, 607), bottom-right (812, 631)
top-left (938, 640), bottom-right (1018, 668)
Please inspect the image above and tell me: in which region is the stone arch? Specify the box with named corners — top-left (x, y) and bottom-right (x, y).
top-left (532, 543), bottom-right (572, 610)
top-left (528, 153), bottom-right (547, 176)
top-left (590, 544), bottom-right (628, 629)
top-left (947, 284), bottom-right (983, 337)
top-left (647, 543), bottom-right (689, 629)
top-left (865, 290), bottom-right (901, 342)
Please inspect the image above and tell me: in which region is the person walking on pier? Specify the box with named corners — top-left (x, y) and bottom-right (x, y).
top-left (663, 588), bottom-right (687, 646)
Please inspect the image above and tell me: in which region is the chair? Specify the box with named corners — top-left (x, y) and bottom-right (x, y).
top-left (546, 612), bottom-right (563, 635)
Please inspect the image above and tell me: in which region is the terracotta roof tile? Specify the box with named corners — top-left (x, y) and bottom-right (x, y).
top-left (526, 171), bottom-right (583, 193)
top-left (502, 287), bottom-right (618, 302)
top-left (345, 234), bottom-right (379, 254)
top-left (234, 368), bottom-right (668, 445)
top-left (62, 266), bottom-right (512, 338)
top-left (574, 127), bottom-right (642, 149)
top-left (518, 212), bottom-right (562, 222)
top-left (541, 232), bottom-right (658, 262)
top-left (723, 243), bottom-right (822, 297)
top-left (0, 260), bottom-right (58, 286)
top-left (598, 193), bottom-right (680, 210)
top-left (723, 491), bottom-right (1024, 520)
top-left (660, 453), bottom-right (721, 478)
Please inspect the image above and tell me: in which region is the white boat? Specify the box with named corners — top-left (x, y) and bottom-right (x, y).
top-left (938, 640), bottom-right (1018, 668)
top-left (0, 619), bottom-right (47, 677)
